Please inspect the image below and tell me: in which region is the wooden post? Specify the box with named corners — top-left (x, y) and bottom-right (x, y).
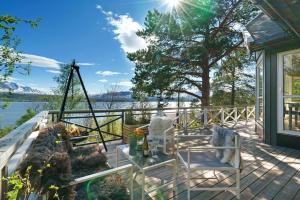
top-left (121, 111), bottom-right (125, 142)
top-left (184, 108), bottom-right (188, 134)
top-left (234, 107), bottom-right (238, 124)
top-left (245, 106), bottom-right (248, 124)
top-left (221, 107), bottom-right (225, 125)
top-left (204, 108), bottom-right (208, 128)
top-left (0, 166), bottom-right (8, 200)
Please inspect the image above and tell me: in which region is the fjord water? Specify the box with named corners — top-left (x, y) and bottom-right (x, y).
top-left (0, 101), bottom-right (190, 128)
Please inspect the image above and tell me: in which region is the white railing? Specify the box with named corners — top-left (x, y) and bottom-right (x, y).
top-left (0, 111), bottom-right (48, 200)
top-left (0, 105), bottom-right (255, 199)
top-left (179, 106), bottom-right (255, 133)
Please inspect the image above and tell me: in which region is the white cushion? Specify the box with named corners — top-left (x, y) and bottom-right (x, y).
top-left (148, 116), bottom-right (173, 136)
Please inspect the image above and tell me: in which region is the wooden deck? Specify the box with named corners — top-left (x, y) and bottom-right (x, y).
top-left (106, 121), bottom-right (300, 200)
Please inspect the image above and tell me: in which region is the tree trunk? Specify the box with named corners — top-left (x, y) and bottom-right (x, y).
top-left (230, 69), bottom-right (235, 106)
top-left (231, 82), bottom-right (235, 106)
top-left (202, 67), bottom-right (210, 106)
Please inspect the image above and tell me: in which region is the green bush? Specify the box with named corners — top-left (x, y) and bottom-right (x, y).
top-left (16, 109), bottom-right (36, 126)
top-left (0, 126), bottom-right (13, 138)
top-left (86, 174), bottom-right (130, 200)
top-left (0, 109), bottom-right (36, 138)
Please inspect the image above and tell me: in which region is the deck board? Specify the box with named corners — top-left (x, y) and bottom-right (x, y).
top-left (105, 121), bottom-right (300, 200)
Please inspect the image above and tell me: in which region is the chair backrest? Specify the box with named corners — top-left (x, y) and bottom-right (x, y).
top-left (211, 125), bottom-right (241, 168)
top-left (148, 116), bottom-right (173, 136)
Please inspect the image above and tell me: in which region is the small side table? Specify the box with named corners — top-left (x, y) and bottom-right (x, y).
top-left (116, 144), bottom-right (177, 200)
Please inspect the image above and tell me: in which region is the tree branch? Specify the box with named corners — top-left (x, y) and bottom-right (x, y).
top-left (167, 88), bottom-right (202, 99)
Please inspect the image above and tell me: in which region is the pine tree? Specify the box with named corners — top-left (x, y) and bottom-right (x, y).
top-left (211, 48), bottom-right (255, 106)
top-left (128, 0), bottom-right (258, 106)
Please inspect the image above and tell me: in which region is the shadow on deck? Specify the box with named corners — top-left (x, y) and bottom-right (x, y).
top-left (105, 121), bottom-right (300, 200)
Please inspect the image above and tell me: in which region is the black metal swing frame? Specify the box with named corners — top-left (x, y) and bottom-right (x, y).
top-left (58, 60), bottom-right (107, 151)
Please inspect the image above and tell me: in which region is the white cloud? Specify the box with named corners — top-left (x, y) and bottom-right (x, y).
top-left (19, 53), bottom-right (97, 69)
top-left (98, 79), bottom-right (108, 83)
top-left (0, 75), bottom-right (20, 82)
top-left (112, 81), bottom-right (133, 87)
top-left (46, 70), bottom-right (61, 74)
top-left (96, 70), bottom-right (128, 77)
top-left (96, 5), bottom-right (147, 53)
top-left (20, 53), bottom-right (63, 69)
top-left (78, 62), bottom-right (96, 66)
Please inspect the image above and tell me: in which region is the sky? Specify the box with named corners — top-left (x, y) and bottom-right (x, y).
top-left (0, 0), bottom-right (172, 94)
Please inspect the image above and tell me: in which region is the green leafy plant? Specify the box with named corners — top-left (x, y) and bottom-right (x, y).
top-left (86, 174), bottom-right (130, 200)
top-left (3, 166), bottom-right (34, 200)
top-left (125, 109), bottom-right (138, 125)
top-left (0, 126), bottom-right (13, 138)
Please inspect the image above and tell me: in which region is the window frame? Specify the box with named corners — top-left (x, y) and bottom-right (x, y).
top-left (256, 51), bottom-right (264, 125)
top-left (277, 48), bottom-right (300, 136)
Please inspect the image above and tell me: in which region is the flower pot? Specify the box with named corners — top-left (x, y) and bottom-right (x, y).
top-left (123, 124), bottom-right (148, 144)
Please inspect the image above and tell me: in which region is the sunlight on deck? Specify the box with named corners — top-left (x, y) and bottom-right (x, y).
top-left (106, 121), bottom-right (300, 200)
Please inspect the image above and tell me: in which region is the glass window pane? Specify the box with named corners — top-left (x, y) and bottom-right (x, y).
top-left (258, 97), bottom-right (263, 121)
top-left (283, 97), bottom-right (300, 132)
top-left (256, 60), bottom-right (264, 123)
top-left (258, 62), bottom-right (263, 97)
top-left (283, 53), bottom-right (300, 95)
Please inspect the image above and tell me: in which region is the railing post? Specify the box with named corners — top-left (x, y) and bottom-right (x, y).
top-left (184, 108), bottom-right (188, 134)
top-left (204, 108), bottom-right (208, 128)
top-left (221, 107), bottom-right (224, 125)
top-left (0, 165), bottom-right (8, 200)
top-left (121, 111), bottom-right (125, 142)
top-left (234, 107), bottom-right (238, 124)
top-left (245, 106), bottom-right (248, 124)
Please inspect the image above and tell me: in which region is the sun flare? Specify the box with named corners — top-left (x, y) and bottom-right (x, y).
top-left (164, 0), bottom-right (181, 9)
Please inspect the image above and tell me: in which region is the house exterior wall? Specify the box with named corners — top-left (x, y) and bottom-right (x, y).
top-left (262, 38), bottom-right (300, 149)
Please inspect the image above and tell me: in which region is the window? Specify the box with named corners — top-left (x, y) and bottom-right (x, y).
top-left (256, 53), bottom-right (264, 124)
top-left (278, 49), bottom-right (300, 135)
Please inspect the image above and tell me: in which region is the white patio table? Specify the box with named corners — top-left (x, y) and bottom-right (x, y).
top-left (116, 144), bottom-right (177, 200)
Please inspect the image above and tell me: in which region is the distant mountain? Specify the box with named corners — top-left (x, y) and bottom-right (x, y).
top-left (91, 91), bottom-right (198, 102)
top-left (0, 81), bottom-right (42, 94)
top-left (92, 91), bottom-right (133, 101)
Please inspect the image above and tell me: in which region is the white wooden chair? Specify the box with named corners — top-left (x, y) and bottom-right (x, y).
top-left (176, 133), bottom-right (241, 200)
top-left (139, 116), bottom-right (178, 154)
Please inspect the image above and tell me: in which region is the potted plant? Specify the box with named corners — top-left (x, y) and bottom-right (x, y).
top-left (123, 104), bottom-right (151, 143)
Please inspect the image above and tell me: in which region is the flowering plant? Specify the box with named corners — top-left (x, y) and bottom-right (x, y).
top-left (134, 128), bottom-right (144, 138)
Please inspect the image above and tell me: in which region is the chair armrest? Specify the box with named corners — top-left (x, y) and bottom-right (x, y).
top-left (138, 124), bottom-right (150, 129)
top-left (188, 146), bottom-right (239, 150)
top-left (164, 126), bottom-right (174, 134)
top-left (176, 134), bottom-right (212, 138)
top-left (66, 164), bottom-right (133, 186)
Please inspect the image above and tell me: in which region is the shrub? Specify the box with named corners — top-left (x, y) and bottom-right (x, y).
top-left (16, 109), bottom-right (36, 126)
top-left (86, 174), bottom-right (130, 200)
top-left (0, 126), bottom-right (13, 138)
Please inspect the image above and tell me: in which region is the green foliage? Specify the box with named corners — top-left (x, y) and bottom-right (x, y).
top-left (4, 166), bottom-right (34, 200)
top-left (0, 93), bottom-right (54, 102)
top-left (125, 104), bottom-right (151, 126)
top-left (100, 115), bottom-right (123, 141)
top-left (211, 48), bottom-right (255, 106)
top-left (128, 0), bottom-right (258, 106)
top-left (16, 109), bottom-right (36, 126)
top-left (0, 15), bottom-right (40, 82)
top-left (0, 125), bottom-right (13, 138)
top-left (211, 89), bottom-right (255, 106)
top-left (86, 174), bottom-right (130, 200)
top-left (0, 109), bottom-right (36, 138)
top-left (46, 63), bottom-right (84, 110)
top-left (125, 109), bottom-right (138, 125)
